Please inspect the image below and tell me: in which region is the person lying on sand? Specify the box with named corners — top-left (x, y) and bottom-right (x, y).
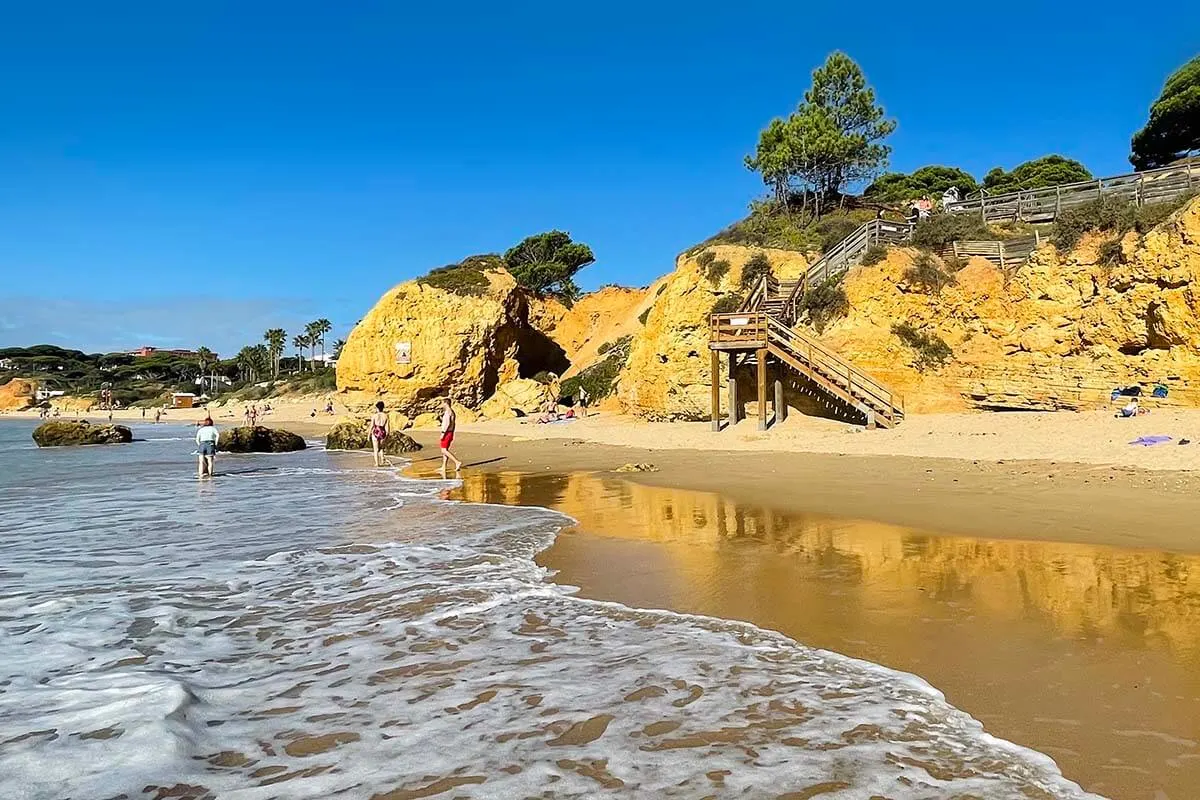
top-left (1115, 398), bottom-right (1148, 418)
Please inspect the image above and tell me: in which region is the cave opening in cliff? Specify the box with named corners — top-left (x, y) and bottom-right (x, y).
top-left (514, 328), bottom-right (571, 380)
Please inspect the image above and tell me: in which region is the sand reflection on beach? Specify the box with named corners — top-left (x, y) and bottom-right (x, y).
top-left (451, 469), bottom-right (1200, 800)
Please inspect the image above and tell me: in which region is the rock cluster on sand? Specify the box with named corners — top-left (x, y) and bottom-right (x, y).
top-left (0, 378), bottom-right (37, 411)
top-left (32, 420), bottom-right (133, 447)
top-left (325, 420), bottom-right (421, 455)
top-left (216, 426), bottom-right (306, 453)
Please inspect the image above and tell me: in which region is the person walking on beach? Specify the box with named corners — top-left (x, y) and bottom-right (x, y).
top-left (369, 401), bottom-right (389, 467)
top-left (439, 397), bottom-right (462, 475)
top-left (195, 417), bottom-right (219, 479)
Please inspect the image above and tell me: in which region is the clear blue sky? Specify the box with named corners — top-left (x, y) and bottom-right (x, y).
top-left (1, 1), bottom-right (1196, 357)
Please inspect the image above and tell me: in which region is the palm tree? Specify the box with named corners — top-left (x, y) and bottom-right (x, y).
top-left (250, 344), bottom-right (270, 381)
top-left (332, 339), bottom-right (347, 359)
top-left (235, 346), bottom-right (257, 383)
top-left (263, 328), bottom-right (286, 379)
top-left (292, 334), bottom-right (308, 373)
top-left (196, 346), bottom-right (215, 373)
top-left (304, 321), bottom-right (322, 368)
top-left (314, 318), bottom-right (332, 360)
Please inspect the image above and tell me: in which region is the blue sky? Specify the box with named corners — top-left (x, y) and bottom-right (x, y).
top-left (0, 1), bottom-right (1196, 357)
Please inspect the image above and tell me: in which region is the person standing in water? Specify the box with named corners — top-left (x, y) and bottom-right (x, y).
top-left (439, 397), bottom-right (462, 475)
top-left (195, 417), bottom-right (219, 479)
top-left (369, 401), bottom-right (389, 467)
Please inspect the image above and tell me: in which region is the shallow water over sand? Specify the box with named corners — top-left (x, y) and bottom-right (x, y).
top-left (1, 420), bottom-right (1102, 798)
top-left (446, 470), bottom-right (1200, 799)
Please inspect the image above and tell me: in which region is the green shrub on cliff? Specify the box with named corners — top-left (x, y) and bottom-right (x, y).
top-left (910, 214), bottom-right (993, 251)
top-left (503, 230), bottom-right (595, 301)
top-left (892, 323), bottom-right (953, 371)
top-left (710, 293), bottom-right (744, 315)
top-left (1049, 193), bottom-right (1197, 252)
top-left (800, 276), bottom-right (848, 333)
top-left (739, 252), bottom-right (772, 291)
top-left (561, 336), bottom-right (632, 401)
top-left (903, 253), bottom-right (957, 294)
top-left (860, 244), bottom-right (889, 266)
top-left (418, 255), bottom-right (500, 296)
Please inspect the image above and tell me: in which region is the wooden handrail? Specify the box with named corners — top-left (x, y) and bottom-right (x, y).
top-left (947, 162), bottom-right (1198, 223)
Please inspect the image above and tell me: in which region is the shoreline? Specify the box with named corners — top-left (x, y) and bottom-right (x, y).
top-left (398, 433), bottom-right (1200, 800)
top-left (401, 429), bottom-right (1200, 555)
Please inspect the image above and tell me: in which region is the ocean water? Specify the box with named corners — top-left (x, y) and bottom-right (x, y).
top-left (0, 419), bottom-right (1105, 799)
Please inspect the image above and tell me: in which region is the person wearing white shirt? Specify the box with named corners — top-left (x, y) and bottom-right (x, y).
top-left (195, 417), bottom-right (219, 478)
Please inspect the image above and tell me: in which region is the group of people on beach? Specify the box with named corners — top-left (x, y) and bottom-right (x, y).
top-left (190, 398), bottom-right (462, 479)
top-left (369, 397), bottom-right (461, 475)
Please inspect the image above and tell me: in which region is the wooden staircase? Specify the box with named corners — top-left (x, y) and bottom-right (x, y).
top-left (709, 276), bottom-right (905, 429)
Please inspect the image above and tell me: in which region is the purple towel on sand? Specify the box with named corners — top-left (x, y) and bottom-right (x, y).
top-left (1129, 435), bottom-right (1172, 446)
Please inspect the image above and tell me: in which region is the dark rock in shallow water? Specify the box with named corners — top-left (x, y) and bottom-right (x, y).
top-left (32, 420), bottom-right (133, 447)
top-left (326, 420), bottom-right (421, 455)
top-left (216, 426), bottom-right (306, 453)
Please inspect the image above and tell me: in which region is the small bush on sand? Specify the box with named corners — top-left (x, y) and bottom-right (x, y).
top-left (637, 307), bottom-right (651, 325)
top-left (892, 323), bottom-right (953, 371)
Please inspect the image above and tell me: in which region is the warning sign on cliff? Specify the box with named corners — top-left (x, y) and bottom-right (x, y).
top-left (394, 341), bottom-right (411, 364)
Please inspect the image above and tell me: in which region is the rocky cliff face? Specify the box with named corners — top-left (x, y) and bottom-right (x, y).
top-left (531, 286), bottom-right (651, 380)
top-left (336, 269), bottom-right (569, 415)
top-left (0, 378), bottom-right (36, 411)
top-left (618, 246), bottom-right (809, 420)
top-left (825, 197), bottom-right (1200, 412)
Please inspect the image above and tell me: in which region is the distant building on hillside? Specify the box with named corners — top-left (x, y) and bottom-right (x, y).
top-left (34, 388), bottom-right (66, 401)
top-left (130, 346), bottom-right (212, 359)
top-left (311, 353), bottom-right (338, 367)
top-left (0, 358), bottom-right (14, 370)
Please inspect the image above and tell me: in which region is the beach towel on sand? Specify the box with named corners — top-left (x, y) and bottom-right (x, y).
top-left (1129, 435), bottom-right (1172, 446)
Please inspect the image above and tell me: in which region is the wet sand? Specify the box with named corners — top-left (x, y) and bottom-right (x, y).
top-left (401, 435), bottom-right (1200, 800)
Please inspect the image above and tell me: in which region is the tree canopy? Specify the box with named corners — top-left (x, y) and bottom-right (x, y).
top-left (745, 52), bottom-right (895, 213)
top-left (1131, 54), bottom-right (1200, 170)
top-left (864, 165), bottom-right (979, 202)
top-left (502, 230), bottom-right (595, 299)
top-left (981, 155), bottom-right (1092, 194)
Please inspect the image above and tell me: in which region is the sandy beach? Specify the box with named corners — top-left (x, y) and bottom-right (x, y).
top-left (393, 428), bottom-right (1200, 799)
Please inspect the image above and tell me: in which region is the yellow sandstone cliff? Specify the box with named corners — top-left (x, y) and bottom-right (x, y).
top-left (336, 269), bottom-right (569, 415)
top-left (618, 246), bottom-right (809, 420)
top-left (825, 196), bottom-right (1200, 412)
top-left (0, 378), bottom-right (36, 411)
top-left (338, 197), bottom-right (1200, 422)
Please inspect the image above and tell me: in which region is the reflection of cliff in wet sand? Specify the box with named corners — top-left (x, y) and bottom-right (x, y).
top-left (450, 469), bottom-right (1200, 800)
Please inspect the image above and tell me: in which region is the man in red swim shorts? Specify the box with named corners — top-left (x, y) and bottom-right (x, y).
top-left (439, 397), bottom-right (462, 475)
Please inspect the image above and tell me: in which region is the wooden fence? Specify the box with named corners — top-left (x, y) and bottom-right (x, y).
top-left (942, 234), bottom-right (1040, 269)
top-left (945, 162), bottom-right (1199, 224)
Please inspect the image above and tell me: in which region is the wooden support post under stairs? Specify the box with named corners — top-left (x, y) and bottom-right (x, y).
top-left (774, 377), bottom-right (786, 426)
top-left (757, 349), bottom-right (768, 431)
top-left (710, 351), bottom-right (721, 432)
top-left (727, 358), bottom-right (740, 426)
